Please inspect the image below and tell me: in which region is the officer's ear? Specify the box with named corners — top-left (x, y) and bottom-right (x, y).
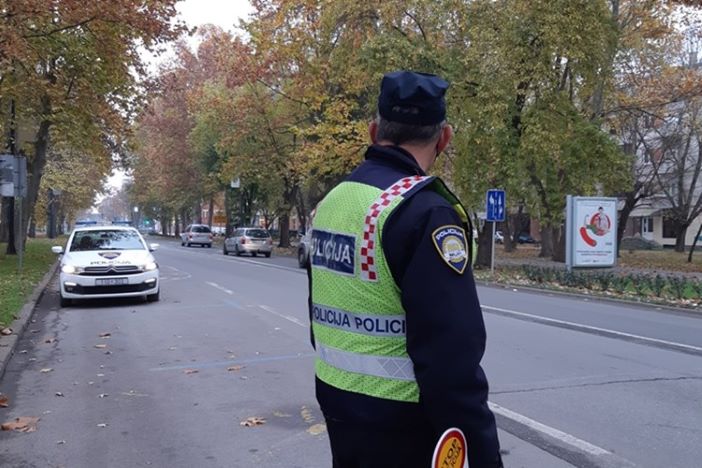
top-left (436, 124), bottom-right (453, 154)
top-left (369, 120), bottom-right (379, 144)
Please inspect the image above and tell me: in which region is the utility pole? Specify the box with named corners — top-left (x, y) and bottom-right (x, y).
top-left (5, 98), bottom-right (17, 255)
top-left (47, 188), bottom-right (57, 238)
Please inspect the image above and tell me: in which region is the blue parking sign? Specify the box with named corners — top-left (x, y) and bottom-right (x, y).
top-left (486, 189), bottom-right (506, 222)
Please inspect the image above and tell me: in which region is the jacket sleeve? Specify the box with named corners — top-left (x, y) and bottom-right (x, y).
top-left (399, 204), bottom-right (502, 468)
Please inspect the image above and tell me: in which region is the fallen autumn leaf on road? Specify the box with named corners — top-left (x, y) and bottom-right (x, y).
top-left (1, 328), bottom-right (12, 336)
top-left (0, 395), bottom-right (9, 408)
top-left (94, 344), bottom-right (107, 349)
top-left (183, 369), bottom-right (199, 375)
top-left (40, 368), bottom-right (53, 373)
top-left (44, 336), bottom-right (56, 344)
top-left (227, 366), bottom-right (245, 372)
top-left (240, 417), bottom-right (266, 427)
top-left (98, 333), bottom-right (111, 338)
top-left (1, 417), bottom-right (40, 433)
top-left (307, 423), bottom-right (327, 435)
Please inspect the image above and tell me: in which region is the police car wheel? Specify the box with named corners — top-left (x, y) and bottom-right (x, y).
top-left (59, 295), bottom-right (71, 307)
top-left (223, 244), bottom-right (229, 255)
top-left (264, 252), bottom-right (271, 258)
top-left (146, 290), bottom-right (160, 302)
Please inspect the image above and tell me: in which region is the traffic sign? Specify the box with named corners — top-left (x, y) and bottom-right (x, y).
top-left (485, 189), bottom-right (505, 222)
top-left (0, 154), bottom-right (27, 197)
top-left (432, 428), bottom-right (467, 468)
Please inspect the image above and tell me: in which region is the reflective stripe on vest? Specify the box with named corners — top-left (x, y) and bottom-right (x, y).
top-left (318, 343), bottom-right (416, 381)
top-left (311, 303), bottom-right (406, 337)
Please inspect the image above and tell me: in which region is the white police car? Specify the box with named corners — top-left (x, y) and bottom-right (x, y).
top-left (52, 226), bottom-right (160, 307)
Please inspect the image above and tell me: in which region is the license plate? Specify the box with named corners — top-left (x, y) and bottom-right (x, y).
top-left (96, 278), bottom-right (128, 286)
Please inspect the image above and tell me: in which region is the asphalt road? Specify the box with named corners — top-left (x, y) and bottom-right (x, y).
top-left (1, 238), bottom-right (701, 468)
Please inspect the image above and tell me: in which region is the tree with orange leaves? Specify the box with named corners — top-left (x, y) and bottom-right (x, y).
top-left (0, 0), bottom-right (183, 253)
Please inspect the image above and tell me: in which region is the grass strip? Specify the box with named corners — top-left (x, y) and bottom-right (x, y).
top-left (0, 238), bottom-right (59, 327)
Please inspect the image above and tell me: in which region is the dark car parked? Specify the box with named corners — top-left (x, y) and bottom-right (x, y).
top-left (517, 233), bottom-right (537, 244)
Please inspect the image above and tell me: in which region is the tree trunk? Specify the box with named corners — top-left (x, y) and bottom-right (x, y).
top-left (21, 101), bottom-right (52, 251)
top-left (510, 205), bottom-right (530, 247)
top-left (0, 198), bottom-right (10, 243)
top-left (296, 191), bottom-right (308, 234)
top-left (180, 209), bottom-right (188, 232)
top-left (224, 189), bottom-right (234, 237)
top-left (278, 212), bottom-right (291, 248)
top-left (161, 213), bottom-right (169, 236)
top-left (58, 213), bottom-right (66, 235)
top-left (539, 227), bottom-right (553, 258)
top-left (687, 222), bottom-right (702, 263)
top-left (503, 214), bottom-right (515, 253)
top-left (195, 202), bottom-right (202, 224)
top-left (28, 217), bottom-right (36, 238)
top-left (5, 198), bottom-right (16, 255)
top-left (551, 225), bottom-right (566, 263)
top-left (674, 224), bottom-right (688, 253)
top-left (207, 197), bottom-right (214, 227)
top-left (617, 195), bottom-right (638, 256)
top-left (475, 222), bottom-right (493, 269)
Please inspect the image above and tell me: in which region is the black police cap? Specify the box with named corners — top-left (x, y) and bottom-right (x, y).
top-left (378, 71), bottom-right (449, 126)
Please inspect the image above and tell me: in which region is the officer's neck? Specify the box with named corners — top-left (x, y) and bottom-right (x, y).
top-left (376, 141), bottom-right (435, 172)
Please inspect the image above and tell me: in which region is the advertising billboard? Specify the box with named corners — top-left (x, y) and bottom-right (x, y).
top-left (566, 196), bottom-right (618, 269)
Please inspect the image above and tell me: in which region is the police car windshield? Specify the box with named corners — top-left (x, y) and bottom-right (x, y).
top-left (69, 230), bottom-right (145, 252)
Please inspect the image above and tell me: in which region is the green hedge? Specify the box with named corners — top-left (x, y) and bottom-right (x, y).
top-left (518, 265), bottom-right (702, 304)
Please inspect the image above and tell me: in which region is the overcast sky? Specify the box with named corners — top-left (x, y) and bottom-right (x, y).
top-left (176, 0), bottom-right (253, 34)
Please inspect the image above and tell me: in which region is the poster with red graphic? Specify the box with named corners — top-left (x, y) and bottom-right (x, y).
top-left (568, 197), bottom-right (617, 268)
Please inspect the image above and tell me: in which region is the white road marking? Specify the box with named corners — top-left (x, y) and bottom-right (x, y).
top-left (160, 265), bottom-right (192, 282)
top-left (258, 304), bottom-right (306, 327)
top-left (205, 281), bottom-right (234, 295)
top-left (488, 402), bottom-right (611, 457)
top-left (227, 256), bottom-right (301, 273)
top-left (483, 305), bottom-right (702, 354)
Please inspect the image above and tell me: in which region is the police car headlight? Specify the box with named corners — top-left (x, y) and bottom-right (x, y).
top-left (61, 264), bottom-right (77, 274)
top-left (144, 261), bottom-right (158, 271)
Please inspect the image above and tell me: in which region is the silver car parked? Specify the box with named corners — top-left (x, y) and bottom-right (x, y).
top-left (297, 231), bottom-right (311, 268)
top-left (181, 224), bottom-right (213, 248)
top-left (223, 227), bottom-right (273, 257)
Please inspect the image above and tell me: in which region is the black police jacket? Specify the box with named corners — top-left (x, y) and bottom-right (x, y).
top-left (312, 144), bottom-right (502, 468)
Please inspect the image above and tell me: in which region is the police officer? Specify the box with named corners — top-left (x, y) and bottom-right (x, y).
top-left (308, 70), bottom-right (502, 468)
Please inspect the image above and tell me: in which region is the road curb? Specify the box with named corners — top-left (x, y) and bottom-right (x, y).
top-left (0, 261), bottom-right (58, 381)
